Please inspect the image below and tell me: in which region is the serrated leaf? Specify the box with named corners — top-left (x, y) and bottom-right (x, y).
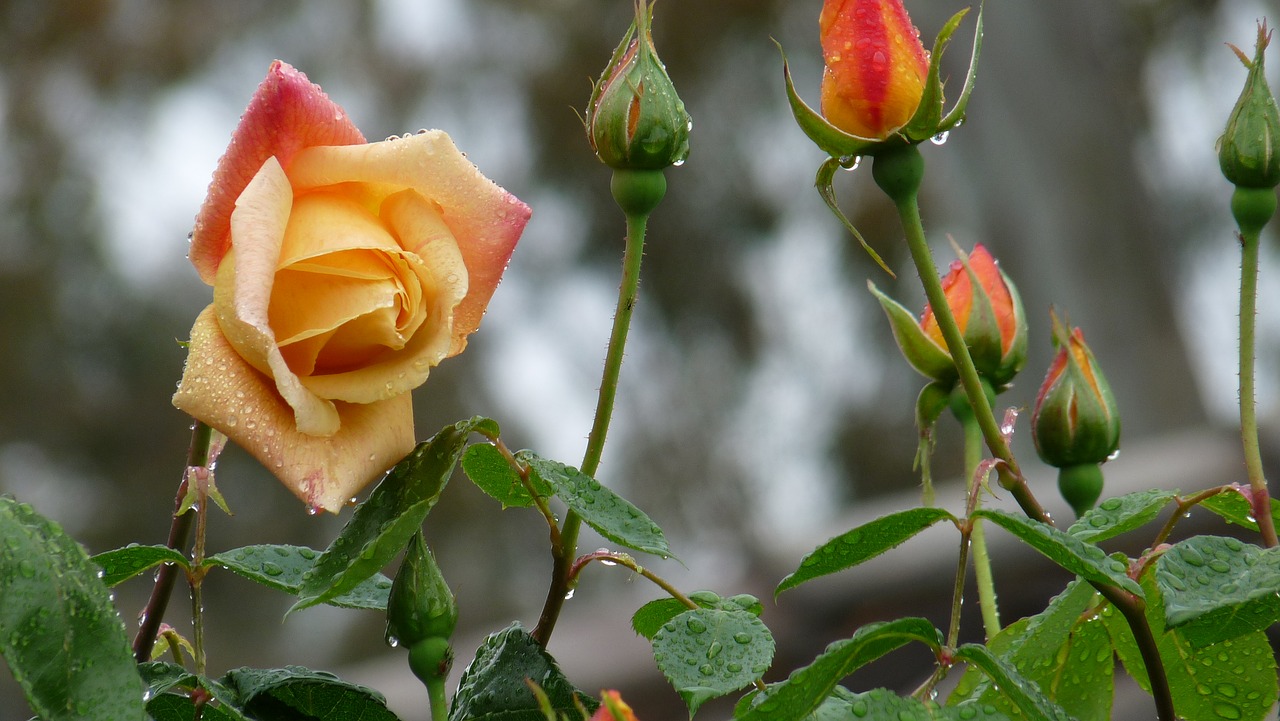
top-left (0, 497), bottom-right (146, 721)
top-left (221, 666), bottom-right (397, 721)
top-left (974, 509), bottom-right (1142, 596)
top-left (145, 694), bottom-right (246, 721)
top-left (735, 618), bottom-right (942, 721)
top-left (91, 544), bottom-right (190, 587)
top-left (1102, 569), bottom-right (1278, 721)
top-left (777, 507), bottom-right (957, 595)
top-left (462, 443), bottom-right (548, 509)
top-left (652, 607), bottom-right (774, 715)
top-left (632, 593), bottom-right (764, 642)
top-left (953, 645), bottom-right (1075, 721)
top-left (291, 418), bottom-right (484, 613)
top-left (449, 624), bottom-right (596, 721)
top-left (520, 453), bottom-right (671, 558)
top-left (951, 579), bottom-right (1112, 720)
top-left (1155, 536), bottom-right (1280, 647)
top-left (1198, 487), bottom-right (1280, 533)
top-left (138, 663), bottom-right (249, 721)
top-left (207, 544), bottom-right (392, 610)
top-left (820, 687), bottom-right (1015, 721)
top-left (1068, 489), bottom-right (1178, 543)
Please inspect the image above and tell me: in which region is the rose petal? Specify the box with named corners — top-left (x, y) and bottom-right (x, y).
top-left (173, 307), bottom-right (415, 512)
top-left (213, 157), bottom-right (340, 436)
top-left (191, 60), bottom-right (365, 284)
top-left (286, 131), bottom-right (531, 355)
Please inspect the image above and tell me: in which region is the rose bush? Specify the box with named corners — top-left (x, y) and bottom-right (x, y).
top-left (173, 61), bottom-right (530, 512)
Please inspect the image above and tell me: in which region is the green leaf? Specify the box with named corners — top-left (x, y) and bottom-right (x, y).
top-left (291, 418), bottom-right (485, 613)
top-left (1068, 489), bottom-right (1178, 543)
top-left (652, 607), bottom-right (775, 715)
top-left (974, 509), bottom-right (1143, 596)
top-left (138, 663), bottom-right (247, 721)
top-left (207, 545), bottom-right (392, 610)
top-left (449, 623), bottom-right (596, 721)
top-left (1155, 535), bottom-right (1280, 647)
top-left (812, 687), bottom-right (1016, 721)
top-left (462, 443), bottom-right (547, 508)
top-left (1102, 569), bottom-right (1278, 721)
top-left (776, 507), bottom-right (957, 595)
top-left (1198, 486), bottom-right (1280, 533)
top-left (950, 579), bottom-right (1113, 720)
top-left (953, 645), bottom-right (1075, 721)
top-left (734, 618), bottom-right (943, 721)
top-left (632, 591), bottom-right (725, 641)
top-left (91, 543), bottom-right (190, 587)
top-left (221, 666), bottom-right (398, 721)
top-left (520, 452), bottom-right (672, 558)
top-left (0, 497), bottom-right (146, 721)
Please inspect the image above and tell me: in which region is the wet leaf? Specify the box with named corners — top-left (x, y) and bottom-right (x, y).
top-left (222, 665), bottom-right (397, 720)
top-left (1155, 535), bottom-right (1280, 647)
top-left (652, 607), bottom-right (774, 715)
top-left (1068, 489), bottom-right (1178, 543)
top-left (974, 509), bottom-right (1142, 596)
top-left (777, 507), bottom-right (957, 596)
top-left (207, 545), bottom-right (392, 610)
top-left (0, 497), bottom-right (145, 720)
top-left (291, 418), bottom-right (486, 613)
top-left (91, 544), bottom-right (190, 587)
top-left (449, 624), bottom-right (596, 721)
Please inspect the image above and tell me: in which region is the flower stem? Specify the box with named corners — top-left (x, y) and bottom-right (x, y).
top-left (874, 145), bottom-right (1173, 719)
top-left (1236, 196), bottom-right (1279, 548)
top-left (426, 677), bottom-right (448, 721)
top-left (962, 413), bottom-right (1001, 638)
top-left (532, 170), bottom-right (661, 646)
top-left (873, 147), bottom-right (1045, 522)
top-left (946, 522), bottom-right (971, 650)
top-left (133, 420), bottom-right (212, 663)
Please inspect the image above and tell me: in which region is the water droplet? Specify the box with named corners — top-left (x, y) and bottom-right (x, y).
top-left (707, 641), bottom-right (722, 659)
top-left (1213, 701), bottom-right (1242, 719)
top-left (930, 131), bottom-right (950, 145)
top-left (564, 588), bottom-right (575, 600)
top-left (306, 505), bottom-right (323, 516)
top-left (386, 635), bottom-right (400, 648)
top-left (733, 632), bottom-right (751, 644)
top-left (1106, 449), bottom-right (1121, 461)
top-left (685, 616), bottom-right (707, 633)
top-left (261, 562), bottom-right (284, 577)
top-left (225, 415), bottom-right (238, 428)
top-left (839, 155), bottom-right (862, 171)
top-left (1100, 498), bottom-right (1123, 511)
top-left (698, 663), bottom-right (714, 676)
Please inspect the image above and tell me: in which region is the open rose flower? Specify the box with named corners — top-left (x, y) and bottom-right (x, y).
top-left (173, 61), bottom-right (530, 512)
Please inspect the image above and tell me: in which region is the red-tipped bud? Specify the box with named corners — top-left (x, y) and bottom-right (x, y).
top-left (1031, 319), bottom-right (1121, 470)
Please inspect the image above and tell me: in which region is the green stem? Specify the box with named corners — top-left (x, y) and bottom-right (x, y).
top-left (962, 413), bottom-right (1001, 638)
top-left (1236, 199), bottom-right (1279, 547)
top-left (874, 147), bottom-right (1046, 522)
top-left (875, 146), bottom-right (1173, 720)
top-left (189, 490), bottom-right (209, 676)
top-left (427, 677), bottom-right (448, 721)
top-left (532, 170), bottom-right (661, 646)
top-left (133, 420), bottom-right (213, 663)
top-left (946, 523), bottom-right (971, 650)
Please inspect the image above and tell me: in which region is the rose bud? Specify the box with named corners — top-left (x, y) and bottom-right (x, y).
top-left (870, 244), bottom-right (1027, 389)
top-left (819, 0), bottom-right (930, 140)
top-left (587, 0), bottom-right (691, 172)
top-left (1219, 21), bottom-right (1280, 190)
top-left (1032, 316), bottom-right (1121, 515)
top-left (172, 61), bottom-right (530, 512)
top-left (387, 531), bottom-right (457, 650)
top-left (591, 690), bottom-right (640, 721)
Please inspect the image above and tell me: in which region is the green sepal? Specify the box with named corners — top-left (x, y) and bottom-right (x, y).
top-left (868, 280), bottom-right (955, 382)
top-left (939, 2), bottom-right (984, 132)
top-left (902, 7), bottom-right (971, 141)
top-left (776, 40), bottom-right (884, 159)
top-left (816, 157), bottom-right (894, 276)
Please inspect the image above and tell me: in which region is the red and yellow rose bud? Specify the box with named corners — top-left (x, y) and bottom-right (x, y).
top-left (591, 691), bottom-right (640, 721)
top-left (1031, 318), bottom-right (1120, 515)
top-left (587, 0), bottom-right (690, 172)
top-left (819, 0), bottom-right (930, 140)
top-left (870, 244), bottom-right (1027, 389)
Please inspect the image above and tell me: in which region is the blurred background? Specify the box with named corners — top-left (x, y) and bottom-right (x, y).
top-left (1, 0), bottom-right (1278, 718)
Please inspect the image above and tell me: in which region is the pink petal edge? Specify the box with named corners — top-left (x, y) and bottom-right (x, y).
top-left (190, 60), bottom-right (365, 285)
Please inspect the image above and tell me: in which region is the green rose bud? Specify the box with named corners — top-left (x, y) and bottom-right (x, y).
top-left (1031, 317), bottom-right (1120, 470)
top-left (586, 0), bottom-right (691, 171)
top-left (386, 531), bottom-right (457, 650)
top-left (1219, 21), bottom-right (1280, 190)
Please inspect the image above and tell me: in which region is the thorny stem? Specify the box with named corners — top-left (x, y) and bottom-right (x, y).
top-left (1151, 487), bottom-right (1228, 548)
top-left (1237, 225), bottom-right (1279, 547)
top-left (189, 484), bottom-right (210, 676)
top-left (877, 145), bottom-right (1174, 721)
top-left (533, 182), bottom-right (653, 646)
top-left (946, 521), bottom-right (972, 650)
top-left (880, 149), bottom-right (1045, 522)
top-left (133, 420), bottom-right (213, 663)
